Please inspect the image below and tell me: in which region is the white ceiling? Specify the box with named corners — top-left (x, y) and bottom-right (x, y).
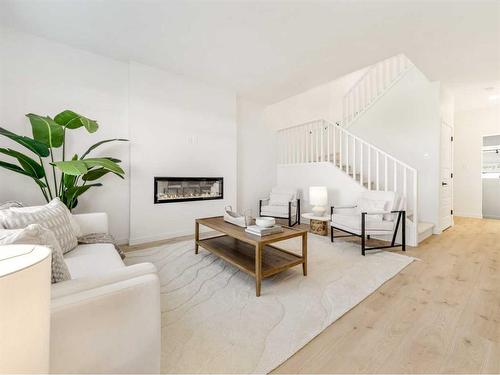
top-left (1, 0), bottom-right (499, 104)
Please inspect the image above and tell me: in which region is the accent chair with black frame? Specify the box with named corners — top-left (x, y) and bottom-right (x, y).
top-left (259, 187), bottom-right (300, 227)
top-left (330, 190), bottom-right (406, 255)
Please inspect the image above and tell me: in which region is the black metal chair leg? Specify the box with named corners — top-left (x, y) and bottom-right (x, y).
top-left (331, 228), bottom-right (334, 242)
top-left (297, 199), bottom-right (301, 225)
top-left (402, 210), bottom-right (406, 251)
top-left (361, 213), bottom-right (366, 256)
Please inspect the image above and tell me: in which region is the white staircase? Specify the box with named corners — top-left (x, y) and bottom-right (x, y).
top-left (342, 54), bottom-right (413, 128)
top-left (277, 119), bottom-right (421, 246)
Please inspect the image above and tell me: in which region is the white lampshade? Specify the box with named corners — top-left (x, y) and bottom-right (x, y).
top-left (309, 186), bottom-right (328, 206)
top-left (309, 186), bottom-right (328, 216)
top-left (0, 245), bottom-right (51, 373)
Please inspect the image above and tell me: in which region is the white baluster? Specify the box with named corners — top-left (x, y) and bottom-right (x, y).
top-left (304, 125), bottom-right (308, 163)
top-left (327, 123), bottom-right (330, 162)
top-left (346, 133), bottom-right (349, 173)
top-left (360, 142), bottom-right (363, 186)
top-left (310, 123), bottom-right (313, 162)
top-left (403, 168), bottom-right (408, 211)
top-left (394, 161), bottom-right (397, 191)
top-left (376, 152), bottom-right (380, 190)
top-left (339, 129), bottom-right (343, 169)
top-left (368, 147), bottom-right (371, 190)
top-left (353, 138), bottom-right (356, 179)
top-left (320, 122), bottom-right (324, 162)
top-left (333, 125), bottom-right (337, 166)
top-left (384, 155), bottom-right (388, 191)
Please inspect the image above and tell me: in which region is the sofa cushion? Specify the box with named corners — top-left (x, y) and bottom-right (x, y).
top-left (331, 213), bottom-right (394, 232)
top-left (64, 243), bottom-right (124, 279)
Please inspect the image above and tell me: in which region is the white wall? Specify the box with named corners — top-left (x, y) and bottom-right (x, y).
top-left (128, 62), bottom-right (237, 244)
top-left (264, 68), bottom-right (367, 130)
top-left (454, 105), bottom-right (500, 218)
top-left (348, 67), bottom-right (442, 231)
top-left (277, 163), bottom-right (365, 214)
top-left (0, 28), bottom-right (130, 242)
top-left (236, 98), bottom-right (276, 216)
top-left (0, 28), bottom-right (239, 245)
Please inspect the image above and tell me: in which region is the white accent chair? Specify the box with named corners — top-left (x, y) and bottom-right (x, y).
top-left (330, 191), bottom-right (406, 255)
top-left (259, 187), bottom-right (300, 226)
top-left (50, 212), bottom-right (161, 374)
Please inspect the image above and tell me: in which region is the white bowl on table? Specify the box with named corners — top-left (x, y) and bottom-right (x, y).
top-left (255, 217), bottom-right (276, 228)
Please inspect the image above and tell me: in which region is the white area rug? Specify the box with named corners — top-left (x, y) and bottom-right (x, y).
top-left (125, 234), bottom-right (414, 374)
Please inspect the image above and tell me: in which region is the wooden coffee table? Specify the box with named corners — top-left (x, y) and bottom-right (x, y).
top-left (195, 216), bottom-right (307, 296)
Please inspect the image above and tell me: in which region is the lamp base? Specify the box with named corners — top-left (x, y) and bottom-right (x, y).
top-left (312, 206), bottom-right (326, 217)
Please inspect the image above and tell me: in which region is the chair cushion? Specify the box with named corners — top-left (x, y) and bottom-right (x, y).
top-left (269, 192), bottom-right (293, 206)
top-left (261, 205), bottom-right (296, 218)
top-left (64, 243), bottom-right (124, 279)
top-left (359, 191), bottom-right (399, 221)
top-left (357, 198), bottom-right (387, 220)
top-left (271, 187), bottom-right (297, 201)
top-left (331, 214), bottom-right (394, 233)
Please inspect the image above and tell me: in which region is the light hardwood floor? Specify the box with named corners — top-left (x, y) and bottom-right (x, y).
top-left (274, 216), bottom-right (500, 374)
top-left (122, 217), bottom-right (499, 373)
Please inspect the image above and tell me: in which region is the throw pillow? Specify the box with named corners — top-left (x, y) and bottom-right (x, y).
top-left (269, 192), bottom-right (293, 206)
top-left (9, 201), bottom-right (82, 237)
top-left (0, 224), bottom-right (71, 283)
top-left (0, 201), bottom-right (23, 212)
top-left (0, 198), bottom-right (78, 254)
top-left (357, 198), bottom-right (387, 221)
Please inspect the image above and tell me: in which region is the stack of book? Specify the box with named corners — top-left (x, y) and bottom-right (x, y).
top-left (245, 225), bottom-right (283, 236)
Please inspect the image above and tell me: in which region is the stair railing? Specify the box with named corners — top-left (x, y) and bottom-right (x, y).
top-left (342, 54), bottom-right (412, 128)
top-left (277, 119), bottom-right (418, 229)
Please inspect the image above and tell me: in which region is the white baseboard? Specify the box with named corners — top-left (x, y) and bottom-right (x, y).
top-left (128, 226), bottom-right (213, 246)
top-left (453, 211), bottom-right (483, 219)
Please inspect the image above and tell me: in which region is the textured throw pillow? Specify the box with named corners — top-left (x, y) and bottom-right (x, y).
top-left (269, 192), bottom-right (293, 206)
top-left (0, 201), bottom-right (23, 213)
top-left (0, 198), bottom-right (78, 254)
top-left (357, 198), bottom-right (387, 221)
top-left (0, 224), bottom-right (71, 283)
top-left (9, 201), bottom-right (81, 237)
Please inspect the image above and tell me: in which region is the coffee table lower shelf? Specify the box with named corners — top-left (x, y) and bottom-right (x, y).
top-left (196, 235), bottom-right (304, 292)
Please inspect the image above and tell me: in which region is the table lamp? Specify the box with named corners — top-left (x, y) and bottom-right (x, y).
top-left (0, 245), bottom-right (51, 373)
top-left (309, 186), bottom-right (328, 216)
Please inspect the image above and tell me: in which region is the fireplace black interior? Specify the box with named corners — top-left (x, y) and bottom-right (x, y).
top-left (154, 177), bottom-right (223, 203)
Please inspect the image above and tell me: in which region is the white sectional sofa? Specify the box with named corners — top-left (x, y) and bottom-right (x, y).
top-left (50, 212), bottom-right (161, 374)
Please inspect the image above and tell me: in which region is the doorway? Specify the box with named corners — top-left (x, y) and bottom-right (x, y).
top-left (440, 121), bottom-right (454, 231)
top-left (482, 134), bottom-right (500, 219)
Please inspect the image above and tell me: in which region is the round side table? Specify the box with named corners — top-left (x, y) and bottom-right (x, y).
top-left (301, 213), bottom-right (330, 236)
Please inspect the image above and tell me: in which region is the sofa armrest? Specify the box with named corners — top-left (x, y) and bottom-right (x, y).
top-left (72, 212), bottom-right (108, 235)
top-left (51, 262), bottom-right (158, 299)
top-left (50, 273), bottom-right (161, 373)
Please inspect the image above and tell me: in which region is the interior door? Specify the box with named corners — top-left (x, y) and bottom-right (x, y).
top-left (440, 121), bottom-right (454, 231)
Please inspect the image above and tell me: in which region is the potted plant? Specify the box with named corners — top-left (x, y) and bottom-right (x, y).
top-left (0, 110), bottom-right (127, 210)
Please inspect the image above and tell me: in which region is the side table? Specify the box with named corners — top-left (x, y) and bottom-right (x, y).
top-left (301, 213), bottom-right (330, 236)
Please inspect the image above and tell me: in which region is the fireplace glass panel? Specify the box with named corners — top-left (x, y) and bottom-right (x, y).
top-left (154, 177), bottom-right (223, 203)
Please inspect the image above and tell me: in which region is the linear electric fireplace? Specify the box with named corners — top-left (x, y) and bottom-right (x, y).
top-left (154, 177), bottom-right (223, 204)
